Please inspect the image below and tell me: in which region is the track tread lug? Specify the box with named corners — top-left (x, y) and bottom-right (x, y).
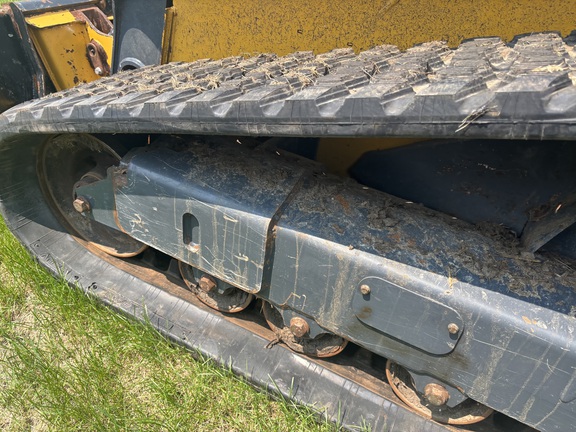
top-left (4, 32), bottom-right (576, 139)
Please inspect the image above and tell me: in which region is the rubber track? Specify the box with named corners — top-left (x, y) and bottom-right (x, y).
top-left (2, 32), bottom-right (576, 139)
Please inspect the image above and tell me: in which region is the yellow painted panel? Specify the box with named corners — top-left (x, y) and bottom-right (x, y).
top-left (168, 0), bottom-right (576, 61)
top-left (27, 12), bottom-right (112, 91)
top-left (317, 138), bottom-right (421, 176)
top-left (26, 11), bottom-right (76, 28)
top-left (87, 26), bottom-right (113, 57)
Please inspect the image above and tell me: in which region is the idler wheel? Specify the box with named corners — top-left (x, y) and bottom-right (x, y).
top-left (38, 134), bottom-right (147, 257)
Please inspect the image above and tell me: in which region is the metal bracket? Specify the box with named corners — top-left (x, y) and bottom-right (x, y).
top-left (352, 276), bottom-right (463, 355)
top-left (111, 0), bottom-right (167, 72)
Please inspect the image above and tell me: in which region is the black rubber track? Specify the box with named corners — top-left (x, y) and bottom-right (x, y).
top-left (2, 32), bottom-right (576, 139)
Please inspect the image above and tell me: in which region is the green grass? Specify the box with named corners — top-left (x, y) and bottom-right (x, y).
top-left (0, 216), bottom-right (337, 431)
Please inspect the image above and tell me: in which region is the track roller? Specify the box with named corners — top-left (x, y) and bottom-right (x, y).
top-left (262, 301), bottom-right (347, 358)
top-left (385, 359), bottom-right (493, 425)
top-left (178, 261), bottom-right (253, 312)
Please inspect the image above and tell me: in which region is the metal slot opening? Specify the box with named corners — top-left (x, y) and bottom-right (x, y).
top-left (182, 213), bottom-right (199, 245)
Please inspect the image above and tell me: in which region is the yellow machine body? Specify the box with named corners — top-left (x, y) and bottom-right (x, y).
top-left (165, 0), bottom-right (576, 61)
top-left (26, 9), bottom-right (112, 91)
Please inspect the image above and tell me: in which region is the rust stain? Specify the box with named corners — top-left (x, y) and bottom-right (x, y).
top-left (357, 306), bottom-right (372, 319)
top-left (332, 223), bottom-right (344, 235)
top-left (521, 316), bottom-right (548, 330)
top-left (334, 194), bottom-right (351, 214)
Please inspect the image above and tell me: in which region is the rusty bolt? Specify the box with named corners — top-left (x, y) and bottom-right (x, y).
top-left (360, 284), bottom-right (371, 295)
top-left (447, 323), bottom-right (460, 334)
top-left (423, 383), bottom-right (450, 406)
top-left (289, 317), bottom-right (310, 338)
top-left (198, 274), bottom-right (217, 292)
top-left (94, 67), bottom-right (103, 76)
top-left (73, 196), bottom-right (91, 213)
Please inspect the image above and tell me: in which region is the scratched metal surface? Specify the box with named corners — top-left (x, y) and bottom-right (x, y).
top-left (62, 135), bottom-right (576, 431)
top-left (0, 133), bottom-right (485, 432)
top-left (268, 172), bottom-right (576, 431)
top-left (112, 140), bottom-right (306, 293)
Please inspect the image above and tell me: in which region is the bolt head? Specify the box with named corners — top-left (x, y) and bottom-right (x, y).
top-left (423, 383), bottom-right (450, 406)
top-left (289, 317), bottom-right (310, 338)
top-left (94, 67), bottom-right (103, 75)
top-left (198, 274), bottom-right (217, 292)
top-left (73, 196), bottom-right (91, 213)
top-left (360, 284), bottom-right (371, 295)
top-left (447, 323), bottom-right (460, 334)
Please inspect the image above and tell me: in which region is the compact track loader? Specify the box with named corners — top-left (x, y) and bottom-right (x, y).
top-left (1, 1), bottom-right (576, 430)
